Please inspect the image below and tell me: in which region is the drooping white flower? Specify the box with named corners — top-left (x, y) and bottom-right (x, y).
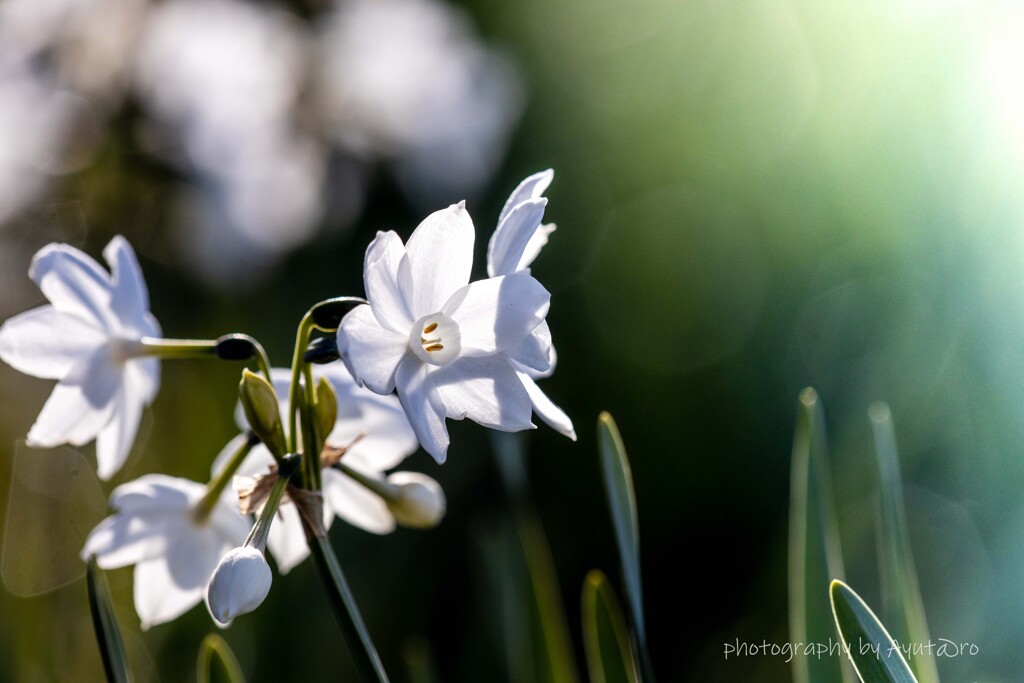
top-left (214, 362), bottom-right (432, 573)
top-left (206, 545), bottom-right (272, 627)
top-left (81, 474), bottom-right (249, 629)
top-left (0, 235), bottom-right (161, 479)
top-left (487, 170), bottom-right (576, 440)
top-left (337, 202), bottom-right (550, 462)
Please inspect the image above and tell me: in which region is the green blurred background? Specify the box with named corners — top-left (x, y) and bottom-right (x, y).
top-left (1, 0), bottom-right (1022, 680)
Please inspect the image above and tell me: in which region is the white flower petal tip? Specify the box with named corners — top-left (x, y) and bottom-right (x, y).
top-left (4, 236), bottom-right (161, 479)
top-left (206, 546), bottom-right (273, 627)
top-left (385, 472), bottom-right (446, 529)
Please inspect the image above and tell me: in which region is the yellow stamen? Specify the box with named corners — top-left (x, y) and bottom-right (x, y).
top-left (423, 322), bottom-right (438, 334)
top-left (424, 344), bottom-right (444, 352)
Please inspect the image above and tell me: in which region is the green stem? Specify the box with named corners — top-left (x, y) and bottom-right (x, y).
top-left (236, 334), bottom-right (274, 384)
top-left (334, 461), bottom-right (399, 502)
top-left (245, 456), bottom-right (297, 551)
top-left (304, 526), bottom-right (390, 683)
top-left (287, 314), bottom-right (316, 455)
top-left (193, 434), bottom-right (257, 525)
top-left (301, 362), bottom-right (323, 490)
top-left (138, 337), bottom-right (217, 358)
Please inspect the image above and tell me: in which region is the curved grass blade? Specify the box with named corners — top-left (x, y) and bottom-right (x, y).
top-left (197, 634), bottom-right (245, 683)
top-left (829, 580), bottom-right (918, 683)
top-left (582, 570), bottom-right (640, 683)
top-left (869, 403), bottom-right (939, 683)
top-left (86, 558), bottom-right (133, 683)
top-left (788, 389), bottom-right (854, 683)
top-left (597, 412), bottom-right (653, 681)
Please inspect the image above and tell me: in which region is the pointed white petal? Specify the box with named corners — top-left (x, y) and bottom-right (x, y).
top-left (82, 513), bottom-right (183, 568)
top-left (497, 169), bottom-right (553, 227)
top-left (103, 236), bottom-right (153, 337)
top-left (337, 305), bottom-right (407, 394)
top-left (128, 357), bottom-right (161, 406)
top-left (29, 243), bottom-right (114, 329)
top-left (487, 198), bottom-right (547, 277)
top-left (108, 474), bottom-right (202, 512)
top-left (94, 374), bottom-right (146, 480)
top-left (0, 306), bottom-right (106, 379)
top-left (402, 203), bottom-right (474, 316)
top-left (322, 467), bottom-right (396, 534)
top-left (517, 371), bottom-right (576, 440)
top-left (264, 503), bottom-right (317, 574)
top-left (519, 223), bottom-right (557, 273)
top-left (133, 556), bottom-right (206, 630)
top-left (433, 355), bottom-right (534, 432)
top-left (363, 231), bottom-right (414, 333)
top-left (504, 320), bottom-right (554, 376)
top-left (26, 348), bottom-right (121, 448)
top-left (442, 274), bottom-right (550, 357)
top-left (395, 356), bottom-right (449, 463)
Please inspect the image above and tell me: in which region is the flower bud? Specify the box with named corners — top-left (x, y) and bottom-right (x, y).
top-left (239, 369), bottom-right (287, 458)
top-left (206, 546), bottom-right (272, 627)
top-left (384, 472), bottom-right (446, 529)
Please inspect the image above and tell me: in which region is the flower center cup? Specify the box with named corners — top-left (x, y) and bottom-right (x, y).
top-left (409, 314), bottom-right (461, 366)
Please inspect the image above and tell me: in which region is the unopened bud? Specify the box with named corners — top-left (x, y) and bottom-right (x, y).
top-left (239, 370), bottom-right (287, 458)
top-left (385, 472), bottom-right (446, 529)
top-left (206, 546), bottom-right (272, 627)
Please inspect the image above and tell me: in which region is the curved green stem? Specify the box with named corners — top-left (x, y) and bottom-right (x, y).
top-left (287, 314), bottom-right (316, 455)
top-left (193, 433), bottom-right (258, 525)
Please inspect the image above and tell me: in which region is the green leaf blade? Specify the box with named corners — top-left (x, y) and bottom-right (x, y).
top-left (197, 634), bottom-right (245, 683)
top-left (86, 558), bottom-right (133, 683)
top-left (788, 388), bottom-right (854, 683)
top-left (830, 580), bottom-right (918, 683)
top-left (582, 570), bottom-right (640, 683)
top-left (869, 403), bottom-right (940, 683)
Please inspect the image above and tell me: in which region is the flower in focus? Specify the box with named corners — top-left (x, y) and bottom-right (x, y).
top-left (81, 474), bottom-right (249, 629)
top-left (0, 236), bottom-right (161, 479)
top-left (337, 202), bottom-right (550, 462)
top-left (206, 545), bottom-right (272, 627)
top-left (214, 362), bottom-right (433, 573)
top-left (487, 170), bottom-right (576, 440)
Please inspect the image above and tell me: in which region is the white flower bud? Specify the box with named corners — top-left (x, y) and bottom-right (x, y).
top-left (384, 472), bottom-right (446, 529)
top-left (206, 546), bottom-right (272, 627)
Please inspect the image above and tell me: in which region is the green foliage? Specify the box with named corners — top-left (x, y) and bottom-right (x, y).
top-left (829, 581), bottom-right (918, 683)
top-left (86, 558), bottom-right (132, 683)
top-left (196, 634), bottom-right (245, 683)
top-left (582, 570), bottom-right (640, 683)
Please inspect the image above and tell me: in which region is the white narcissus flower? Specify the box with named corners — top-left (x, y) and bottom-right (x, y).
top-left (487, 170), bottom-right (576, 441)
top-left (0, 236), bottom-right (162, 479)
top-left (81, 474), bottom-right (249, 629)
top-left (337, 202), bottom-right (551, 462)
top-left (214, 362), bottom-right (437, 574)
top-left (206, 546), bottom-right (272, 627)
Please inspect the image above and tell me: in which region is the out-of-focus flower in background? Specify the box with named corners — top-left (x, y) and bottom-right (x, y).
top-left (315, 0), bottom-right (523, 208)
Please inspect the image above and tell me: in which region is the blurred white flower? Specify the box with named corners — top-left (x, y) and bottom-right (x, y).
top-left (206, 545), bottom-right (272, 627)
top-left (0, 68), bottom-right (82, 226)
top-left (487, 171), bottom-right (576, 440)
top-left (383, 471), bottom-right (446, 528)
top-left (338, 202), bottom-right (549, 462)
top-left (135, 0), bottom-right (325, 286)
top-left (214, 363), bottom-right (424, 573)
top-left (81, 474), bottom-right (249, 629)
top-left (0, 236), bottom-right (161, 479)
top-left (315, 0), bottom-right (523, 205)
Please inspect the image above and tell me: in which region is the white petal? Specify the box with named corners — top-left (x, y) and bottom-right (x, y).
top-left (395, 356), bottom-right (449, 463)
top-left (103, 236), bottom-right (154, 338)
top-left (108, 474), bottom-right (202, 512)
top-left (128, 356), bottom-right (161, 406)
top-left (26, 349), bottom-right (121, 448)
top-left (402, 202), bottom-right (474, 316)
top-left (517, 371), bottom-right (576, 440)
top-left (363, 231), bottom-right (414, 333)
top-left (133, 555), bottom-right (206, 630)
top-left (0, 306), bottom-right (106, 379)
top-left (442, 274), bottom-right (550, 357)
top-left (433, 355), bottom-right (534, 432)
top-left (497, 169), bottom-right (553, 227)
top-left (322, 363), bottom-right (419, 470)
top-left (504, 320), bottom-right (554, 376)
top-left (82, 513), bottom-right (182, 569)
top-left (337, 305), bottom-right (408, 394)
top-left (518, 223), bottom-right (557, 274)
top-left (265, 503), bottom-right (316, 574)
top-left (95, 373), bottom-right (146, 480)
top-left (29, 242), bottom-right (114, 329)
top-left (487, 198), bottom-right (547, 277)
top-left (322, 467), bottom-right (396, 534)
